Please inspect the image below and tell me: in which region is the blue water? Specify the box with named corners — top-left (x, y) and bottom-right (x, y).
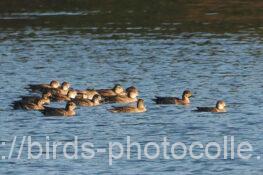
top-left (1, 10), bottom-right (263, 175)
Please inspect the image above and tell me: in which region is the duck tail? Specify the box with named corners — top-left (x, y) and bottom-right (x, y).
top-left (152, 97), bottom-right (159, 103)
top-left (24, 85), bottom-right (30, 90)
top-left (24, 84), bottom-right (35, 92)
top-left (10, 101), bottom-right (21, 110)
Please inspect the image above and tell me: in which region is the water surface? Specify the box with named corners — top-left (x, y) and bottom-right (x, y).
top-left (0, 1), bottom-right (263, 174)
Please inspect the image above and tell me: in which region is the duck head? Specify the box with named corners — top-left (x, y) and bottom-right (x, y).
top-left (182, 90), bottom-right (192, 99)
top-left (113, 84), bottom-right (124, 94)
top-left (137, 99), bottom-right (145, 109)
top-left (126, 86), bottom-right (139, 96)
top-left (67, 90), bottom-right (77, 99)
top-left (50, 80), bottom-right (60, 88)
top-left (61, 82), bottom-right (71, 91)
top-left (92, 94), bottom-right (102, 104)
top-left (216, 100), bottom-right (226, 110)
top-left (126, 86), bottom-right (138, 92)
top-left (127, 90), bottom-right (138, 99)
top-left (66, 102), bottom-right (77, 111)
top-left (42, 91), bottom-right (52, 99)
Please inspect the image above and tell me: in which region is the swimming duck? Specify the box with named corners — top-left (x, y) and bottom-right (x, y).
top-left (51, 90), bottom-right (77, 102)
top-left (97, 84), bottom-right (126, 97)
top-left (194, 100), bottom-right (226, 113)
top-left (72, 94), bottom-right (101, 107)
top-left (12, 99), bottom-right (46, 110)
top-left (41, 102), bottom-right (76, 117)
top-left (26, 80), bottom-right (60, 93)
top-left (20, 91), bottom-right (52, 105)
top-left (76, 89), bottom-right (99, 100)
top-left (104, 90), bottom-right (138, 103)
top-left (152, 90), bottom-right (192, 105)
top-left (109, 99), bottom-right (146, 113)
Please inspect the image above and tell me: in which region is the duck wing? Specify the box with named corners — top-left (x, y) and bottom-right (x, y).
top-left (109, 106), bottom-right (136, 113)
top-left (11, 100), bottom-right (23, 109)
top-left (25, 84), bottom-right (50, 92)
top-left (20, 96), bottom-right (41, 103)
top-left (73, 99), bottom-right (93, 106)
top-left (196, 107), bottom-right (215, 112)
top-left (11, 101), bottom-right (42, 110)
top-left (97, 89), bottom-right (115, 97)
top-left (51, 94), bottom-right (70, 102)
top-left (105, 95), bottom-right (136, 104)
top-left (152, 97), bottom-right (178, 104)
top-left (42, 107), bottom-right (65, 116)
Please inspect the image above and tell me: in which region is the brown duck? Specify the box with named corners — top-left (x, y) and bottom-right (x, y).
top-left (41, 102), bottom-right (77, 117)
top-left (109, 99), bottom-right (146, 113)
top-left (152, 90), bottom-right (192, 105)
top-left (26, 80), bottom-right (60, 93)
top-left (12, 99), bottom-right (46, 110)
top-left (20, 91), bottom-right (52, 105)
top-left (194, 100), bottom-right (227, 113)
top-left (97, 84), bottom-right (125, 97)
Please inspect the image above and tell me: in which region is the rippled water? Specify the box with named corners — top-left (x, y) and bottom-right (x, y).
top-left (1, 1), bottom-right (263, 174)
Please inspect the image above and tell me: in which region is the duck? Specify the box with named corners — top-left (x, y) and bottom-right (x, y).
top-left (12, 99), bottom-right (46, 110)
top-left (26, 80), bottom-right (60, 93)
top-left (76, 89), bottom-right (99, 100)
top-left (97, 84), bottom-right (126, 97)
top-left (20, 91), bottom-right (52, 105)
top-left (108, 99), bottom-right (147, 113)
top-left (194, 100), bottom-right (227, 113)
top-left (152, 90), bottom-right (192, 105)
top-left (104, 90), bottom-right (138, 103)
top-left (51, 90), bottom-right (77, 102)
top-left (72, 94), bottom-right (101, 107)
top-left (41, 102), bottom-right (76, 117)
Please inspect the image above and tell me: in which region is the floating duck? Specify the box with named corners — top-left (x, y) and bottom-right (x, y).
top-left (152, 90), bottom-right (192, 105)
top-left (41, 102), bottom-right (77, 116)
top-left (109, 99), bottom-right (146, 113)
top-left (20, 91), bottom-right (52, 105)
top-left (194, 100), bottom-right (226, 113)
top-left (12, 99), bottom-right (46, 110)
top-left (97, 84), bottom-right (125, 97)
top-left (26, 80), bottom-right (60, 93)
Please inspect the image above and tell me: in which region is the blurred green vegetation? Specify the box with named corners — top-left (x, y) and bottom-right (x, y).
top-left (0, 0), bottom-right (263, 34)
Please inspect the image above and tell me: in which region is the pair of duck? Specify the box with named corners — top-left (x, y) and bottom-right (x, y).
top-left (153, 90), bottom-right (227, 113)
top-left (12, 81), bottom-right (146, 116)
